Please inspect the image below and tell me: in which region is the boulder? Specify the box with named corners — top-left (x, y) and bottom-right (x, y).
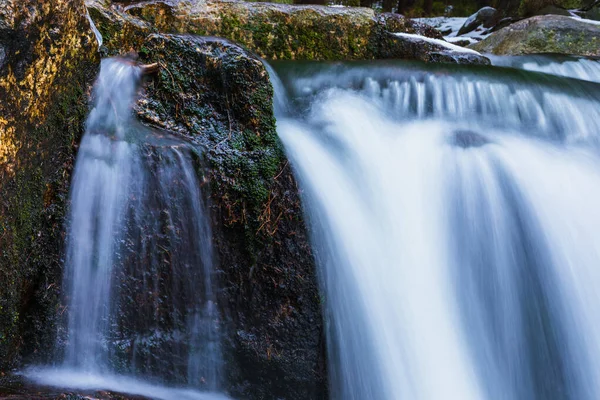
top-left (458, 6), bottom-right (497, 35)
top-left (0, 0), bottom-right (99, 370)
top-left (87, 0), bottom-right (489, 64)
top-left (134, 33), bottom-right (326, 400)
top-left (386, 33), bottom-right (490, 64)
top-left (471, 14), bottom-right (600, 56)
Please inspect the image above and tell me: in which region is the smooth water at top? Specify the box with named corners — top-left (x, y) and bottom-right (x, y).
top-left (272, 58), bottom-right (600, 399)
top-left (26, 59), bottom-right (227, 400)
top-left (490, 54), bottom-right (600, 83)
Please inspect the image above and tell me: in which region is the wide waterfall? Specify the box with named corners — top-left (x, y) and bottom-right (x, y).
top-left (272, 60), bottom-right (600, 400)
top-left (25, 58), bottom-right (228, 400)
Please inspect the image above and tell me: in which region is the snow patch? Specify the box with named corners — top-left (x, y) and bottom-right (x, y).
top-left (394, 32), bottom-right (482, 55)
top-left (415, 16), bottom-right (492, 41)
top-left (415, 17), bottom-right (467, 36)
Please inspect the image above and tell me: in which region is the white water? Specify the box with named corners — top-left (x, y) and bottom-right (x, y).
top-left (491, 54), bottom-right (600, 83)
top-left (25, 58), bottom-right (227, 399)
top-left (272, 61), bottom-right (600, 399)
top-left (25, 369), bottom-right (230, 400)
top-left (65, 59), bottom-right (142, 370)
top-left (86, 8), bottom-right (103, 49)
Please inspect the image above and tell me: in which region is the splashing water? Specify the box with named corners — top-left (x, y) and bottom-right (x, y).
top-left (271, 60), bottom-right (600, 400)
top-left (26, 58), bottom-right (227, 399)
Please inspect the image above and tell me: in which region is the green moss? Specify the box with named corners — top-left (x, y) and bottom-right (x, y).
top-left (133, 34), bottom-right (288, 266)
top-left (0, 0), bottom-right (98, 370)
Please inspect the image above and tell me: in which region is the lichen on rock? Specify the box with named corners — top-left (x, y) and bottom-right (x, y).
top-left (0, 0), bottom-right (99, 370)
top-left (471, 14), bottom-right (600, 56)
top-left (134, 33), bottom-right (326, 399)
top-left (88, 0), bottom-right (489, 64)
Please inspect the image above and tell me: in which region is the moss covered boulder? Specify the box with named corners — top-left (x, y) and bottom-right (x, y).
top-left (471, 15), bottom-right (600, 55)
top-left (134, 33), bottom-right (326, 399)
top-left (0, 0), bottom-right (99, 370)
top-left (88, 0), bottom-right (489, 64)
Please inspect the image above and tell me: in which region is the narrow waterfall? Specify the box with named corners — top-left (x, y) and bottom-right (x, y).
top-left (272, 60), bottom-right (600, 400)
top-left (26, 58), bottom-right (228, 400)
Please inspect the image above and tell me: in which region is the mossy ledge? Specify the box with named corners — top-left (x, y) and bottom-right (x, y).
top-left (88, 0), bottom-right (489, 64)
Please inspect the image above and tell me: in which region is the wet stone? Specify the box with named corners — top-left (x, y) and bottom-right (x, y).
top-left (451, 129), bottom-right (491, 148)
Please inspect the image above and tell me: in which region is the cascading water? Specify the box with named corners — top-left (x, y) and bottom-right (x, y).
top-left (26, 58), bottom-right (228, 400)
top-left (490, 54), bottom-right (600, 83)
top-left (271, 59), bottom-right (600, 399)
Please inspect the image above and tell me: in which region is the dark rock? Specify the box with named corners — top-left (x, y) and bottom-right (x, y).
top-left (534, 4), bottom-right (571, 16)
top-left (452, 39), bottom-right (475, 46)
top-left (487, 16), bottom-right (518, 32)
top-left (577, 1), bottom-right (600, 20)
top-left (458, 6), bottom-right (497, 35)
top-left (0, 0), bottom-right (99, 371)
top-left (0, 374), bottom-right (149, 399)
top-left (493, 0), bottom-right (585, 21)
top-left (471, 14), bottom-right (600, 56)
top-left (383, 32), bottom-right (491, 64)
top-left (134, 33), bottom-right (326, 400)
top-left (452, 130), bottom-right (490, 148)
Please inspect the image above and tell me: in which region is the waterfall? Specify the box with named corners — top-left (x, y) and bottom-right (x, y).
top-left (489, 54), bottom-right (600, 83)
top-left (272, 59), bottom-right (600, 400)
top-left (26, 58), bottom-right (228, 400)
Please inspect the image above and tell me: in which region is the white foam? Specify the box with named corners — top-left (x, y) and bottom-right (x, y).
top-left (23, 368), bottom-right (232, 400)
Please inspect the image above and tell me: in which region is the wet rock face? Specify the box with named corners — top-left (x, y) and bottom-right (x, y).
top-left (471, 15), bottom-right (600, 56)
top-left (0, 0), bottom-right (99, 371)
top-left (89, 0), bottom-right (489, 64)
top-left (134, 34), bottom-right (326, 400)
top-left (380, 33), bottom-right (490, 64)
top-left (452, 129), bottom-right (491, 148)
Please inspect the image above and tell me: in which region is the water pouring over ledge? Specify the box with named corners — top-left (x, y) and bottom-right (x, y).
top-left (271, 59), bottom-right (600, 400)
top-left (25, 58), bottom-right (229, 400)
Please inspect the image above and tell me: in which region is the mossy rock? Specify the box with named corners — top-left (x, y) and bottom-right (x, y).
top-left (471, 14), bottom-right (600, 55)
top-left (0, 0), bottom-right (99, 370)
top-left (135, 33), bottom-right (326, 400)
top-left (88, 0), bottom-right (489, 64)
